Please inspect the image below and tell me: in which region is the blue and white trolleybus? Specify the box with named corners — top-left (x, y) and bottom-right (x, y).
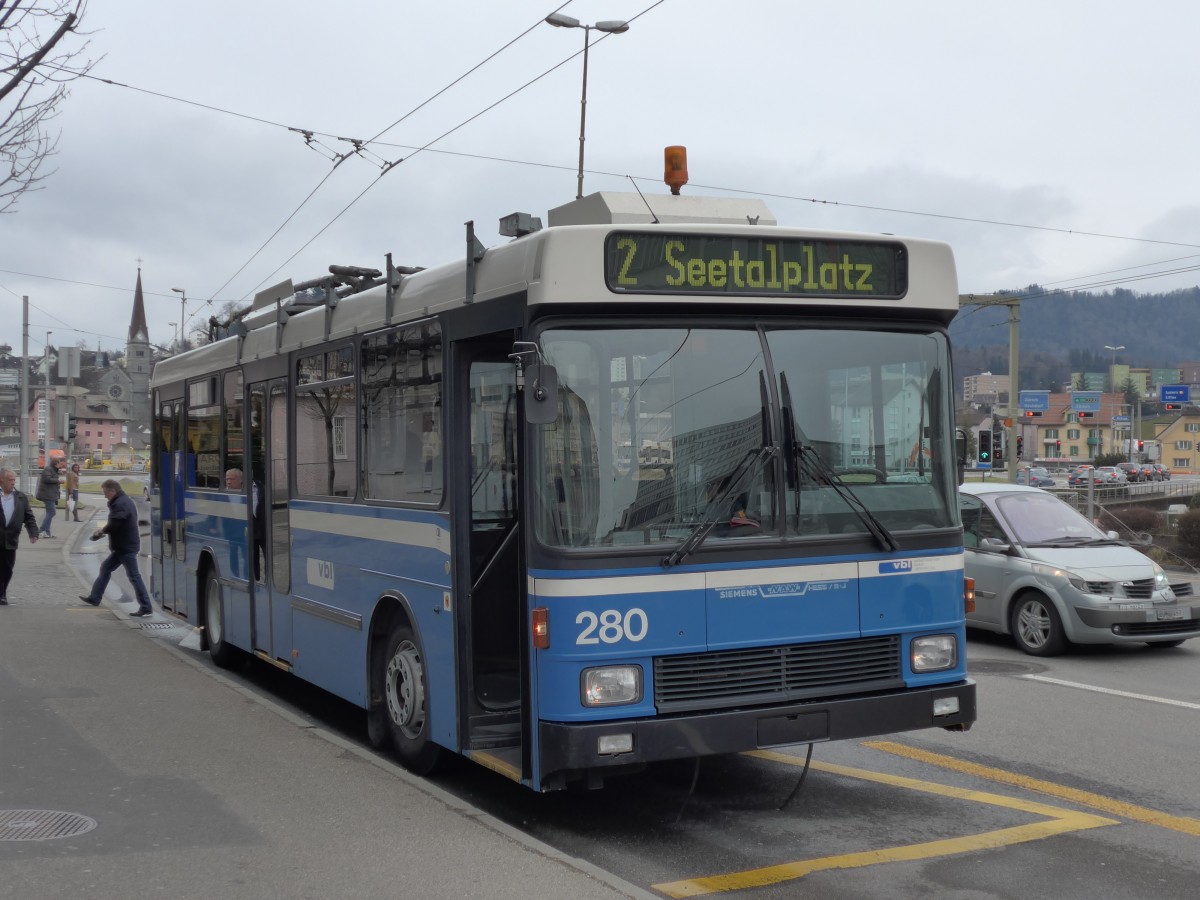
top-left (149, 188), bottom-right (976, 791)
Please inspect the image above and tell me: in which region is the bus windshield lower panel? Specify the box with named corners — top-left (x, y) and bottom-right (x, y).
top-left (533, 324), bottom-right (956, 551)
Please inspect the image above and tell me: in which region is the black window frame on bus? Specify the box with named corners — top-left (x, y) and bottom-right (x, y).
top-left (360, 319), bottom-right (445, 506)
top-left (294, 342), bottom-right (359, 501)
top-left (186, 375), bottom-right (222, 490)
top-left (223, 369), bottom-right (245, 484)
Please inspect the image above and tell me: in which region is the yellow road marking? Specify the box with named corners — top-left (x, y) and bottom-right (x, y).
top-left (651, 749), bottom-right (1116, 898)
top-left (867, 740), bottom-right (1200, 837)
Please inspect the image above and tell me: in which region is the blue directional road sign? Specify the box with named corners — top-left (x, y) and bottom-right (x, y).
top-left (1161, 384), bottom-right (1191, 404)
top-left (1019, 390), bottom-right (1050, 412)
top-left (1071, 391), bottom-right (1102, 413)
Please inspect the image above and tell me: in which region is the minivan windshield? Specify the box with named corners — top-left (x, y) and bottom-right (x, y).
top-left (991, 491), bottom-right (1112, 547)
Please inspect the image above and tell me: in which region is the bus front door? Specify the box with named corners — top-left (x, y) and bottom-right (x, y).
top-left (157, 400), bottom-right (189, 617)
top-left (251, 379), bottom-right (291, 664)
top-left (460, 349), bottom-right (525, 782)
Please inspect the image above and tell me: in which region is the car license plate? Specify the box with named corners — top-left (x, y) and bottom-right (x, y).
top-left (1156, 608), bottom-right (1186, 621)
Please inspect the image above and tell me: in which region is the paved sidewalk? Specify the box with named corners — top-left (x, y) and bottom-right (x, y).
top-left (0, 517), bottom-right (651, 899)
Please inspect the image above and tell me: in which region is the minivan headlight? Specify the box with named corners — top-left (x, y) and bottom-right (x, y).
top-left (1032, 562), bottom-right (1087, 592)
top-left (1153, 564), bottom-right (1169, 590)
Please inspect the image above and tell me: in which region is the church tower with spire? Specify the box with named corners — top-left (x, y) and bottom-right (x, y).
top-left (127, 268), bottom-right (152, 439)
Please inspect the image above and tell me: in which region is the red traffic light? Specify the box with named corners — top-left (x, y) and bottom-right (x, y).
top-left (1023, 410), bottom-right (1043, 418)
top-left (1165, 403), bottom-right (1182, 411)
top-left (1077, 411), bottom-right (1093, 419)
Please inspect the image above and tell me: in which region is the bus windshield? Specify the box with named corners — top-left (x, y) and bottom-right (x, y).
top-left (533, 324), bottom-right (956, 550)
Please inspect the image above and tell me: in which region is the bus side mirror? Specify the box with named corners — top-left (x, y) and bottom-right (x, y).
top-left (525, 362), bottom-right (559, 425)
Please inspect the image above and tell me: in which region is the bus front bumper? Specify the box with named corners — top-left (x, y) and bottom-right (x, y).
top-left (538, 680), bottom-right (975, 784)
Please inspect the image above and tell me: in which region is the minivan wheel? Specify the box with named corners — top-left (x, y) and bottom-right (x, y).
top-left (1010, 593), bottom-right (1067, 656)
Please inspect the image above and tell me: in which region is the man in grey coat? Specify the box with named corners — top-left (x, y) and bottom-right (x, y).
top-left (35, 456), bottom-right (63, 538)
top-left (0, 467), bottom-right (40, 605)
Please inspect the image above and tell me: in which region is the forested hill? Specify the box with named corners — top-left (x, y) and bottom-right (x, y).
top-left (948, 285), bottom-right (1200, 384)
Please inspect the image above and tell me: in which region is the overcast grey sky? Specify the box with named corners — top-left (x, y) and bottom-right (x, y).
top-left (3, 0), bottom-right (1198, 357)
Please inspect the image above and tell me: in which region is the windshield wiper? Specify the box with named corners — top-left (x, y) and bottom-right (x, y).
top-left (661, 445), bottom-right (777, 569)
top-left (1025, 536), bottom-right (1121, 548)
top-left (794, 443), bottom-right (899, 552)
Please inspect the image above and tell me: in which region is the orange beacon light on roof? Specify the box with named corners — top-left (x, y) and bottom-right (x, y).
top-left (664, 146), bottom-right (688, 195)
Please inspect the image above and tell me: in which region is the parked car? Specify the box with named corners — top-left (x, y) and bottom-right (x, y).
top-left (1117, 462), bottom-right (1142, 483)
top-left (959, 482), bottom-right (1199, 655)
top-left (1067, 466), bottom-right (1095, 488)
top-left (1094, 466), bottom-right (1127, 484)
top-left (1016, 466), bottom-right (1055, 487)
top-left (1153, 464), bottom-right (1171, 481)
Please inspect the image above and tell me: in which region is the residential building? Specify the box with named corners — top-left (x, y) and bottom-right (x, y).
top-left (1016, 391), bottom-right (1127, 463)
top-left (1154, 410), bottom-right (1200, 474)
top-left (963, 372), bottom-right (1009, 407)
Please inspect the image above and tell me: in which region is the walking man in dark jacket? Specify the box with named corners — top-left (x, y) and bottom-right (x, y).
top-left (36, 456), bottom-right (63, 537)
top-left (0, 467), bottom-right (39, 605)
top-left (79, 479), bottom-right (152, 616)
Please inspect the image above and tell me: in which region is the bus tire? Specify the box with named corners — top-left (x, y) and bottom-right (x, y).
top-left (380, 621), bottom-right (443, 774)
top-left (204, 569), bottom-right (241, 669)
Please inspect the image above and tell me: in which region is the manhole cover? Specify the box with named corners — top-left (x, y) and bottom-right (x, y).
top-left (969, 659), bottom-right (1046, 676)
top-left (140, 621), bottom-right (177, 631)
top-left (0, 810), bottom-right (97, 841)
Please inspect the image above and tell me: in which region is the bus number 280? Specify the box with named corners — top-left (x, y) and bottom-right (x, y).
top-left (575, 608), bottom-right (649, 644)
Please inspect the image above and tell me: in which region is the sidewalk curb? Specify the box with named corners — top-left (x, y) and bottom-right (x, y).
top-left (147, 617), bottom-right (658, 900)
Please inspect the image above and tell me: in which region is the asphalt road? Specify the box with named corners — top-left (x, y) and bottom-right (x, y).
top-left (51, 528), bottom-right (1200, 899)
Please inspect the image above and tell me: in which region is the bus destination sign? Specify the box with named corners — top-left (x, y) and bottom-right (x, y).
top-left (605, 233), bottom-right (907, 299)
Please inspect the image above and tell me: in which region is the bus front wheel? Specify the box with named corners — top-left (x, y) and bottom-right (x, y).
top-left (380, 622), bottom-right (443, 774)
top-left (204, 570), bottom-right (241, 669)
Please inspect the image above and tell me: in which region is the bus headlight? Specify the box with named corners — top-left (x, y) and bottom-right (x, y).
top-left (581, 666), bottom-right (642, 706)
top-left (911, 635), bottom-right (957, 672)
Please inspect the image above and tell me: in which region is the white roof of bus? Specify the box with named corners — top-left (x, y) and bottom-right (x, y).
top-left (151, 199), bottom-right (958, 389)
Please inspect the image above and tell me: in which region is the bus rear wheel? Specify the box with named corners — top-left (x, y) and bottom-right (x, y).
top-left (380, 622), bottom-right (443, 774)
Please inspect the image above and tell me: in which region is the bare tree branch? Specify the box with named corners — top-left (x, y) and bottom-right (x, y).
top-left (1, 0), bottom-right (95, 213)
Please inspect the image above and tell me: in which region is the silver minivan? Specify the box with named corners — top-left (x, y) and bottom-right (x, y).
top-left (959, 483), bottom-right (1199, 655)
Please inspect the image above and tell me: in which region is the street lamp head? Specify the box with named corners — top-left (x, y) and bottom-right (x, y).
top-left (595, 20), bottom-right (629, 33)
top-left (171, 287), bottom-right (185, 295)
top-left (545, 12), bottom-right (580, 28)
top-left (1103, 344), bottom-right (1125, 352)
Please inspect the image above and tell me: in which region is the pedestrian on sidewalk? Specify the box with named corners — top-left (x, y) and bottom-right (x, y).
top-left (66, 462), bottom-right (82, 521)
top-left (79, 479), bottom-right (152, 617)
top-left (0, 467), bottom-right (40, 606)
top-left (36, 454), bottom-right (64, 537)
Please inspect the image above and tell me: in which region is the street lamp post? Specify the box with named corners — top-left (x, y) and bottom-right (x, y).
top-left (43, 332), bottom-right (52, 456)
top-left (172, 287), bottom-right (187, 347)
top-left (1103, 344), bottom-right (1125, 391)
top-left (1104, 344), bottom-right (1127, 459)
top-left (545, 12), bottom-right (629, 200)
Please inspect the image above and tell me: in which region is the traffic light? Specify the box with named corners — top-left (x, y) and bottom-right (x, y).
top-left (1055, 439), bottom-right (1062, 452)
top-left (1166, 403), bottom-right (1182, 411)
top-left (1017, 436), bottom-right (1024, 457)
top-left (1077, 411), bottom-right (1093, 419)
top-left (977, 429), bottom-right (991, 463)
top-left (993, 432), bottom-right (1003, 462)
top-left (66, 414), bottom-right (77, 441)
top-left (1138, 440), bottom-right (1145, 451)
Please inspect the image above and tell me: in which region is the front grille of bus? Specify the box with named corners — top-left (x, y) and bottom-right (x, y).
top-left (653, 635), bottom-right (902, 714)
